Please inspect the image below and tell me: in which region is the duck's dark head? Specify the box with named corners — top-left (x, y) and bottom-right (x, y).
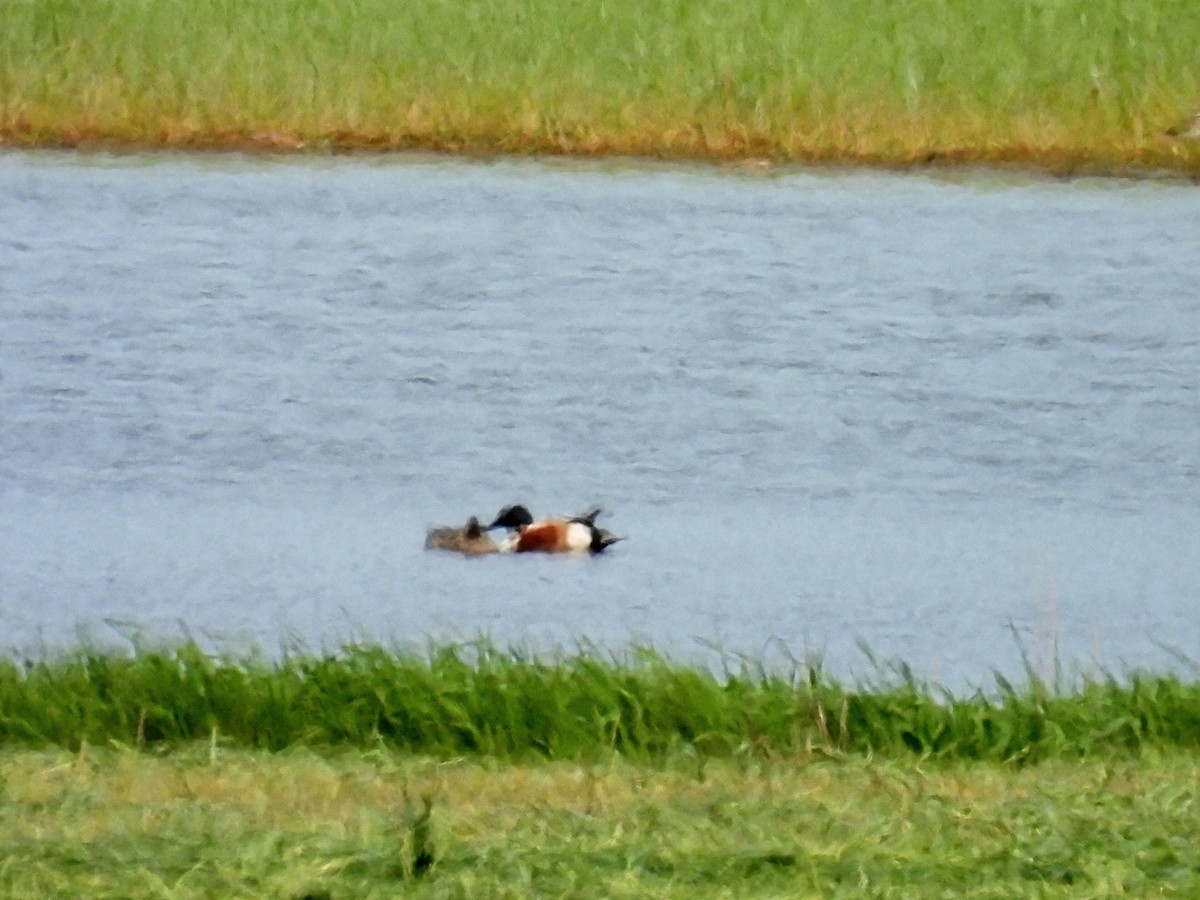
top-left (487, 504), bottom-right (534, 532)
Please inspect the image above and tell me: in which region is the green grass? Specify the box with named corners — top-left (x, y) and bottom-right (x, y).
top-left (4, 744), bottom-right (1200, 897)
top-left (6, 643), bottom-right (1200, 894)
top-left (5, 641), bottom-right (1200, 763)
top-left (1, 0), bottom-right (1198, 173)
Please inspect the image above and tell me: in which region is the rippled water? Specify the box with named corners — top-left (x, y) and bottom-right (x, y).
top-left (2, 150), bottom-right (1198, 687)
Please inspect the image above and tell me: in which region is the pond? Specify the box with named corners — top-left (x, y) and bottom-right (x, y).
top-left (2, 150), bottom-right (1198, 688)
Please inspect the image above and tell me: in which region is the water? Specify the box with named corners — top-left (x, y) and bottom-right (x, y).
top-left (2, 150), bottom-right (1198, 688)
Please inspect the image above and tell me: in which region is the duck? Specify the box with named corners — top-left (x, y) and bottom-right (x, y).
top-left (486, 504), bottom-right (623, 554)
top-left (423, 516), bottom-right (499, 555)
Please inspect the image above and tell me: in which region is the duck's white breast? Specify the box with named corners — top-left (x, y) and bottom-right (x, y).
top-left (564, 522), bottom-right (593, 551)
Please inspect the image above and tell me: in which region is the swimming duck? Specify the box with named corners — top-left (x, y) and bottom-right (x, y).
top-left (486, 504), bottom-right (623, 554)
top-left (423, 516), bottom-right (499, 555)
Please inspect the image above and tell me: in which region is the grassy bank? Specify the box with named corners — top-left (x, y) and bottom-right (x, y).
top-left (5, 642), bottom-right (1200, 762)
top-left (2, 0), bottom-right (1198, 175)
top-left (4, 745), bottom-right (1200, 897)
top-left (7, 645), bottom-right (1200, 894)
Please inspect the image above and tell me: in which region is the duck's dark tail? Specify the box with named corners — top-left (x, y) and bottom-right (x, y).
top-left (590, 527), bottom-right (624, 553)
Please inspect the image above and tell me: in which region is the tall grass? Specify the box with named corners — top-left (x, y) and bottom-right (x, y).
top-left (3, 641), bottom-right (1200, 761)
top-left (1, 0), bottom-right (1198, 171)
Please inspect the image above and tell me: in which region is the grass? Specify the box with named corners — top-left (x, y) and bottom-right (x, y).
top-left (1, 0), bottom-right (1199, 174)
top-left (5, 641), bottom-right (1200, 762)
top-left (4, 744), bottom-right (1200, 897)
top-left (6, 642), bottom-right (1200, 894)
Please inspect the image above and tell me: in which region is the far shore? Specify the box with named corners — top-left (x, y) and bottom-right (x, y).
top-left (3, 123), bottom-right (1199, 181)
top-left (4, 0), bottom-right (1198, 180)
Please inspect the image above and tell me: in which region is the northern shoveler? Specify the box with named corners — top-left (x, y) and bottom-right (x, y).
top-left (424, 516), bottom-right (498, 556)
top-left (486, 505), bottom-right (623, 554)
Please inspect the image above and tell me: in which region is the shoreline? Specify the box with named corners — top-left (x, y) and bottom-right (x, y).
top-left (5, 642), bottom-right (1200, 761)
top-left (6, 0), bottom-right (1199, 184)
top-left (4, 126), bottom-right (1199, 182)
